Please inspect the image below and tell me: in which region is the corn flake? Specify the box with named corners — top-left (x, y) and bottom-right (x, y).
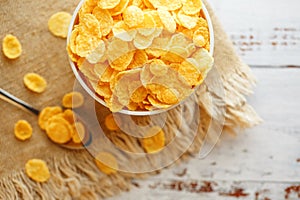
top-left (181, 0), bottom-right (202, 15)
top-left (133, 33), bottom-right (154, 49)
top-left (86, 39), bottom-right (106, 64)
top-left (157, 9), bottom-right (176, 33)
top-left (158, 88), bottom-right (179, 104)
top-left (123, 5), bottom-right (144, 28)
top-left (137, 13), bottom-right (156, 36)
top-left (110, 51), bottom-right (134, 71)
top-left (105, 113), bottom-right (121, 130)
top-left (141, 126), bottom-right (165, 153)
top-left (45, 115), bottom-right (73, 144)
top-left (193, 26), bottom-right (209, 48)
top-left (149, 59), bottom-right (168, 76)
top-left (177, 12), bottom-right (198, 29)
top-left (93, 7), bottom-right (113, 36)
top-left (72, 122), bottom-right (85, 143)
top-left (2, 34), bottom-right (22, 59)
top-left (62, 91), bottom-right (84, 109)
top-left (25, 159), bottom-right (50, 183)
top-left (98, 0), bottom-right (121, 9)
top-left (14, 120), bottom-right (32, 141)
top-left (108, 0), bottom-right (130, 16)
top-left (128, 50), bottom-right (148, 69)
top-left (112, 21), bottom-right (137, 41)
top-left (38, 106), bottom-right (63, 130)
top-left (178, 58), bottom-right (202, 86)
top-left (23, 73), bottom-right (47, 93)
top-left (95, 152), bottom-right (119, 174)
top-left (48, 12), bottom-right (72, 38)
top-left (62, 109), bottom-right (76, 124)
top-left (148, 0), bottom-right (182, 11)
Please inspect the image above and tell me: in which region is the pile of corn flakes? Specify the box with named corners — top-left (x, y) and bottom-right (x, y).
top-left (67, 0), bottom-right (214, 112)
top-left (38, 91), bottom-right (86, 145)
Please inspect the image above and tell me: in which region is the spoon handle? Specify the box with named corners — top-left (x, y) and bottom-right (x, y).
top-left (0, 88), bottom-right (40, 115)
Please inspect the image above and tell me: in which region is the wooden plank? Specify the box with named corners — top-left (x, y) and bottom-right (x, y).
top-left (108, 179), bottom-right (300, 200)
top-left (108, 68), bottom-right (300, 199)
top-left (209, 0), bottom-right (300, 66)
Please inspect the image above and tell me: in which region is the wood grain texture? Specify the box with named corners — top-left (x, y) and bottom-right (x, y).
top-left (108, 68), bottom-right (300, 200)
top-left (209, 0), bottom-right (300, 66)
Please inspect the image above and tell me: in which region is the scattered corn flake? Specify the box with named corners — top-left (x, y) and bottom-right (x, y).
top-left (148, 0), bottom-right (182, 11)
top-left (105, 113), bottom-right (121, 130)
top-left (123, 5), bottom-right (144, 28)
top-left (2, 34), bottom-right (22, 59)
top-left (14, 120), bottom-right (32, 141)
top-left (62, 109), bottom-right (76, 124)
top-left (62, 91), bottom-right (84, 109)
top-left (95, 152), bottom-right (119, 174)
top-left (23, 73), bottom-right (47, 93)
top-left (98, 0), bottom-right (121, 9)
top-left (141, 126), bottom-right (165, 153)
top-left (93, 7), bottom-right (113, 36)
top-left (45, 115), bottom-right (73, 144)
top-left (25, 159), bottom-right (50, 183)
top-left (48, 12), bottom-right (72, 38)
top-left (38, 106), bottom-right (63, 130)
top-left (181, 0), bottom-right (202, 15)
top-left (157, 9), bottom-right (176, 33)
top-left (72, 122), bottom-right (85, 143)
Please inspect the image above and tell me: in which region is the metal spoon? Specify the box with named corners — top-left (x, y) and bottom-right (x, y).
top-left (0, 88), bottom-right (92, 150)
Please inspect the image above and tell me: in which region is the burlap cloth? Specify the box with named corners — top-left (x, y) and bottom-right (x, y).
top-left (0, 0), bottom-right (261, 199)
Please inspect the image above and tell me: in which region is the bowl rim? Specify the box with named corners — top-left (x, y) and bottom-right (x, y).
top-left (67, 0), bottom-right (214, 116)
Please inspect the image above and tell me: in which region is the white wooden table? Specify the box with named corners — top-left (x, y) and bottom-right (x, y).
top-left (109, 0), bottom-right (300, 199)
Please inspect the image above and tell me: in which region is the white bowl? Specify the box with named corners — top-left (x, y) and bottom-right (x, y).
top-left (67, 1), bottom-right (214, 116)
